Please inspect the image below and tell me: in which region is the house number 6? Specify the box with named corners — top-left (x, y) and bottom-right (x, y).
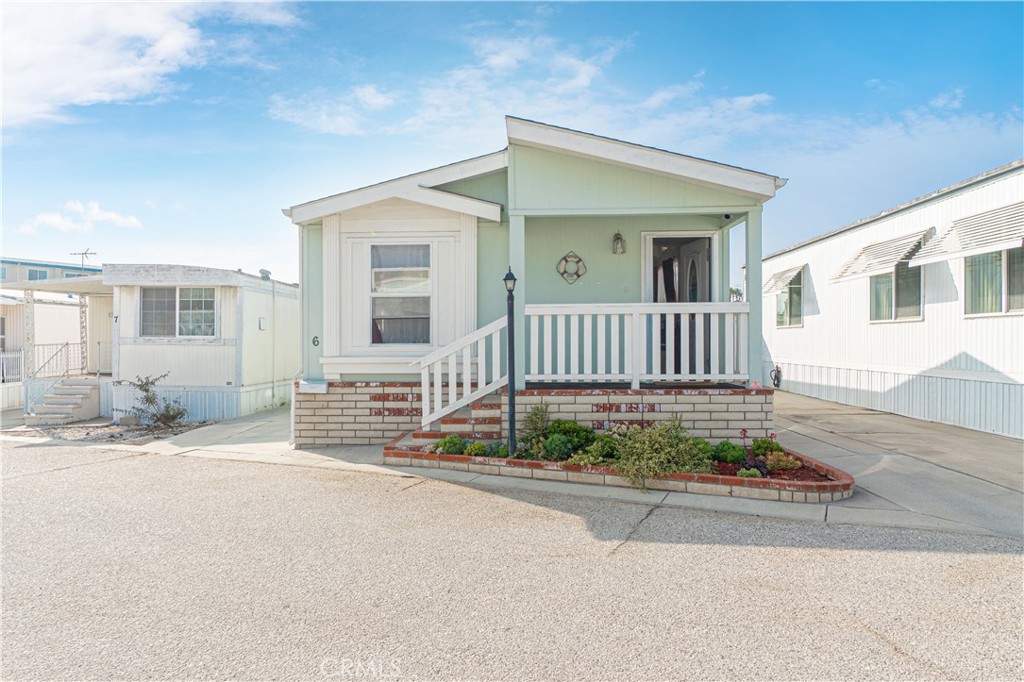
top-left (312, 336), bottom-right (319, 347)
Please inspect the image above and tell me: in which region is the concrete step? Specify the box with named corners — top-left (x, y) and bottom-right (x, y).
top-left (61, 376), bottom-right (99, 387)
top-left (25, 414), bottom-right (76, 427)
top-left (439, 418), bottom-right (500, 434)
top-left (40, 394), bottom-right (85, 406)
top-left (33, 405), bottom-right (75, 416)
top-left (53, 386), bottom-right (93, 397)
top-left (411, 430), bottom-right (503, 441)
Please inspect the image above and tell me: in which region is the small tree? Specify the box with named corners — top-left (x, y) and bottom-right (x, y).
top-left (114, 372), bottom-right (188, 429)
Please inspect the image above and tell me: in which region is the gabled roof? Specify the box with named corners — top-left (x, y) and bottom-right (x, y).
top-left (506, 116), bottom-right (787, 200)
top-left (832, 229), bottom-right (933, 282)
top-left (284, 116), bottom-right (788, 225)
top-left (911, 201), bottom-right (1024, 267)
top-left (285, 151), bottom-right (507, 225)
top-left (762, 265), bottom-right (804, 294)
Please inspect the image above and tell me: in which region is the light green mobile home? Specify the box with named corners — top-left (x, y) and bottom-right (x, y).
top-left (286, 117), bottom-right (785, 446)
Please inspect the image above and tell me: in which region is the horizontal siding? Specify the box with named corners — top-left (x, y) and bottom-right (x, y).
top-left (762, 167), bottom-right (1024, 439)
top-left (118, 343), bottom-right (236, 386)
top-left (0, 381), bottom-right (22, 409)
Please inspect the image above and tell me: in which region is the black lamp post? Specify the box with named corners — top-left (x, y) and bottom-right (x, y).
top-left (503, 268), bottom-right (517, 456)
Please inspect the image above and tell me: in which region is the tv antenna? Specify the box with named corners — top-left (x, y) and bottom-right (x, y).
top-left (70, 248), bottom-right (96, 270)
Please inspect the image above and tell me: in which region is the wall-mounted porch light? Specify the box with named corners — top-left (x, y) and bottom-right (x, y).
top-left (612, 232), bottom-right (626, 255)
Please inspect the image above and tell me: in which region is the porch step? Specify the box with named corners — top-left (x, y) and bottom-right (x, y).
top-left (439, 416), bottom-right (501, 433)
top-left (27, 376), bottom-right (100, 425)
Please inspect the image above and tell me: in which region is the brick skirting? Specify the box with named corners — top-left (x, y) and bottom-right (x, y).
top-left (294, 383), bottom-right (774, 447)
top-left (293, 381), bottom-right (422, 447)
top-left (503, 387), bottom-right (774, 443)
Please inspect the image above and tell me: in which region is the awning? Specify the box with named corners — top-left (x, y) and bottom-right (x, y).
top-left (3, 274), bottom-right (112, 296)
top-left (762, 265), bottom-right (804, 294)
top-left (832, 229), bottom-right (932, 282)
top-left (910, 201), bottom-right (1024, 267)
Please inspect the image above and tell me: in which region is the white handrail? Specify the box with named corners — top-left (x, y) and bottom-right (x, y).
top-left (415, 317), bottom-right (508, 427)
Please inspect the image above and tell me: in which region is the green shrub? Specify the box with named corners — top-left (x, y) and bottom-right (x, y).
top-left (567, 450), bottom-right (608, 467)
top-left (113, 372), bottom-right (188, 428)
top-left (542, 433), bottom-right (576, 461)
top-left (751, 437), bottom-right (784, 457)
top-left (585, 433), bottom-right (621, 461)
top-left (613, 419), bottom-right (714, 490)
top-left (736, 467), bottom-right (763, 478)
top-left (547, 419), bottom-right (596, 452)
top-left (463, 442), bottom-right (487, 457)
top-left (484, 443), bottom-right (509, 458)
top-left (435, 434), bottom-right (465, 455)
top-left (765, 451), bottom-right (801, 471)
top-left (520, 403), bottom-right (550, 450)
top-left (712, 440), bottom-right (747, 464)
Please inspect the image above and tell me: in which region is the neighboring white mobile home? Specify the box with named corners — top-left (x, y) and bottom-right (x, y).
top-left (11, 264), bottom-right (299, 424)
top-left (762, 160), bottom-right (1023, 439)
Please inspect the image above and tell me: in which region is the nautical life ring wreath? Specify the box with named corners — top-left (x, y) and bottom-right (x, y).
top-left (556, 251), bottom-right (586, 284)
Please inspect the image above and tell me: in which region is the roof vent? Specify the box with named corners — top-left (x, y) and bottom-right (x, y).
top-left (259, 269), bottom-right (271, 281)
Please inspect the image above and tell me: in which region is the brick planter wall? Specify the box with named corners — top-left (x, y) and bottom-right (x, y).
top-left (502, 387), bottom-right (773, 443)
top-left (293, 382), bottom-right (421, 447)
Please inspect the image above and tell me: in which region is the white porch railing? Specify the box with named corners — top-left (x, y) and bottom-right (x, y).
top-left (525, 303), bottom-right (749, 387)
top-left (1, 350), bottom-right (24, 384)
top-left (32, 342), bottom-right (86, 378)
top-left (413, 317), bottom-right (508, 427)
top-left (414, 302), bottom-right (750, 426)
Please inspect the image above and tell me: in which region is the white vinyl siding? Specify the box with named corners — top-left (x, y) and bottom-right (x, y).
top-left (965, 246), bottom-right (1024, 315)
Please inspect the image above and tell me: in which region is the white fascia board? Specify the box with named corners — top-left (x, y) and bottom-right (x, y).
top-left (288, 151), bottom-right (508, 225)
top-left (398, 186), bottom-right (502, 222)
top-left (506, 117), bottom-right (781, 200)
top-left (910, 238), bottom-right (1024, 267)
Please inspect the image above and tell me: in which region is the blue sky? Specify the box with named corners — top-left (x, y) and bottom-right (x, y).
top-left (2, 1), bottom-right (1021, 287)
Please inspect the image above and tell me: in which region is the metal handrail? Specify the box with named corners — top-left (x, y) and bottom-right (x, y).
top-left (28, 342), bottom-right (69, 380)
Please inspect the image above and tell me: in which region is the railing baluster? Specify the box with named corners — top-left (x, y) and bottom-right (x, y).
top-left (570, 314), bottom-right (580, 377)
top-left (630, 312), bottom-right (642, 388)
top-left (477, 338), bottom-right (486, 390)
top-left (447, 353), bottom-right (457, 405)
top-left (665, 312), bottom-right (675, 377)
top-left (651, 313), bottom-right (661, 378)
top-left (582, 314), bottom-right (592, 378)
top-left (421, 367), bottom-right (431, 423)
top-left (724, 313), bottom-right (735, 376)
top-left (543, 315), bottom-right (552, 375)
top-left (611, 314), bottom-right (620, 376)
top-left (596, 314), bottom-right (606, 376)
top-left (710, 312), bottom-right (720, 378)
top-left (491, 330), bottom-right (501, 386)
top-left (557, 314), bottom-right (566, 376)
top-left (433, 362), bottom-right (442, 414)
top-left (462, 346), bottom-right (471, 399)
top-left (530, 315), bottom-right (539, 377)
top-left (694, 314), bottom-right (705, 379)
top-left (738, 314), bottom-right (748, 376)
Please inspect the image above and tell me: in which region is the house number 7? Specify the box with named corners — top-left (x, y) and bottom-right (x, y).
top-left (312, 336), bottom-right (319, 347)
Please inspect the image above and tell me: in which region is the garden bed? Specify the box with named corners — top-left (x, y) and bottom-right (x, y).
top-left (383, 441), bottom-right (855, 504)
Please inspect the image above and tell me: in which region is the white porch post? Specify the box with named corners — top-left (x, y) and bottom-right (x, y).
top-left (79, 295), bottom-right (88, 373)
top-left (23, 290), bottom-right (35, 376)
top-left (745, 208), bottom-right (764, 385)
top-left (509, 214), bottom-right (526, 390)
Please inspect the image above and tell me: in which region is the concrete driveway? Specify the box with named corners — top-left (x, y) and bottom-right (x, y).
top-left (10, 394), bottom-right (1021, 539)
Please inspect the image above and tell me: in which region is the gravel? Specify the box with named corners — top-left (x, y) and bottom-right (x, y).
top-left (3, 444), bottom-right (1021, 681)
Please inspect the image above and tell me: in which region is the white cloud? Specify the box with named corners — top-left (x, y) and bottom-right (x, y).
top-left (269, 84), bottom-right (399, 134)
top-left (19, 201), bottom-right (142, 235)
top-left (1, 2), bottom-right (297, 128)
top-left (352, 85), bottom-right (398, 111)
top-left (930, 87), bottom-right (965, 110)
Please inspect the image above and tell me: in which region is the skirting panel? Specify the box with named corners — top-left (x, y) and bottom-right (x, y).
top-left (765, 361), bottom-right (1023, 439)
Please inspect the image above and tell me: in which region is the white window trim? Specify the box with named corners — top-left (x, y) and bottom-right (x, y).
top-left (27, 269), bottom-right (48, 281)
top-left (963, 248), bottom-right (1023, 318)
top-left (368, 242), bottom-right (433, 348)
top-left (869, 263), bottom-right (924, 324)
top-left (138, 286), bottom-right (219, 339)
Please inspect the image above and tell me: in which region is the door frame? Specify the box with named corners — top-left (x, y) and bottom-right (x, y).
top-left (641, 231), bottom-right (719, 303)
